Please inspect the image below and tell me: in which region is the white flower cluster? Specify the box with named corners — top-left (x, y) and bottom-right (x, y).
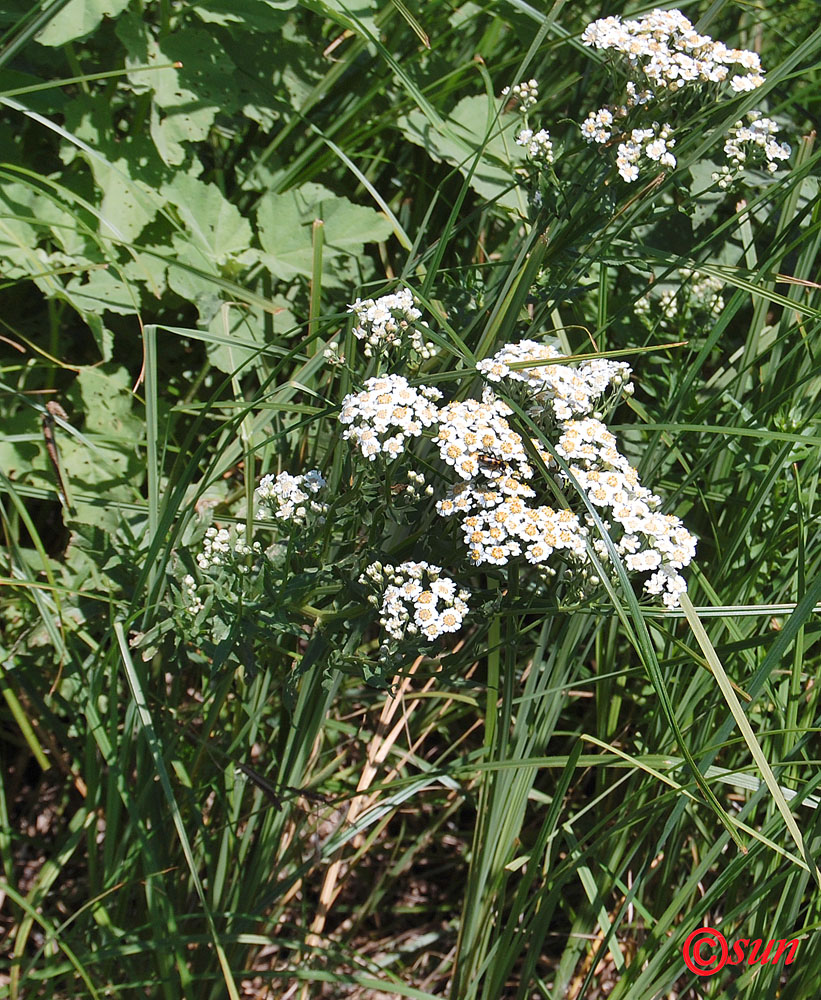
top-left (477, 340), bottom-right (633, 421)
top-left (337, 320), bottom-right (696, 608)
top-left (680, 268), bottom-right (724, 315)
top-left (616, 122), bottom-right (676, 181)
top-left (712, 112), bottom-right (792, 188)
top-left (459, 501), bottom-right (588, 567)
top-left (516, 127), bottom-right (554, 164)
top-left (502, 78), bottom-right (538, 113)
top-left (581, 107), bottom-right (616, 144)
top-left (348, 288), bottom-right (435, 359)
top-left (557, 418), bottom-right (696, 608)
top-left (361, 560), bottom-right (470, 642)
top-left (255, 469), bottom-right (327, 525)
top-left (432, 387), bottom-right (590, 571)
top-left (579, 9), bottom-right (773, 184)
top-left (581, 9), bottom-right (765, 93)
top-left (181, 573), bottom-right (204, 616)
top-left (323, 341), bottom-right (346, 366)
top-left (636, 269), bottom-right (724, 328)
top-left (582, 111), bottom-right (677, 182)
top-left (196, 524), bottom-right (260, 571)
top-left (435, 391), bottom-right (536, 482)
top-left (436, 341), bottom-right (695, 606)
top-left (340, 374), bottom-right (441, 461)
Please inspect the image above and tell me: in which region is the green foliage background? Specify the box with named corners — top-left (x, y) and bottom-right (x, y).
top-left (0, 1), bottom-right (820, 998)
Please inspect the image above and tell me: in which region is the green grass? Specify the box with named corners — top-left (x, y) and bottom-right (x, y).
top-left (1, 1), bottom-right (820, 998)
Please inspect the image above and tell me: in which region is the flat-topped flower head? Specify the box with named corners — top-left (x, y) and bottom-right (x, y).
top-left (340, 374), bottom-right (442, 462)
top-left (556, 416), bottom-right (697, 608)
top-left (578, 10), bottom-right (770, 184)
top-left (435, 391), bottom-right (534, 483)
top-left (581, 9), bottom-right (766, 93)
top-left (255, 469), bottom-right (327, 525)
top-left (713, 111), bottom-right (791, 188)
top-left (477, 340), bottom-right (633, 420)
top-left (361, 560), bottom-right (470, 642)
top-left (348, 288), bottom-right (435, 360)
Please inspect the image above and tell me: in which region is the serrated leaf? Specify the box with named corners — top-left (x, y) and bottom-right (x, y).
top-left (164, 176), bottom-right (252, 261)
top-left (256, 183), bottom-right (390, 283)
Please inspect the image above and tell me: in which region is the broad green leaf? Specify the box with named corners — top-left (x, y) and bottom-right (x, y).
top-left (206, 297), bottom-right (296, 374)
top-left (256, 191), bottom-right (317, 281)
top-left (304, 0), bottom-right (380, 37)
top-left (36, 0), bottom-right (130, 46)
top-left (64, 268), bottom-right (141, 317)
top-left (190, 0), bottom-right (296, 29)
top-left (398, 95), bottom-right (526, 210)
top-left (317, 196), bottom-right (393, 251)
top-left (256, 183), bottom-right (390, 283)
top-left (0, 182), bottom-right (43, 279)
top-left (118, 18), bottom-right (240, 165)
top-left (60, 366), bottom-right (143, 529)
top-left (163, 176), bottom-right (253, 261)
top-left (149, 101), bottom-right (214, 168)
top-left (62, 95), bottom-right (165, 240)
top-left (0, 409), bottom-right (42, 482)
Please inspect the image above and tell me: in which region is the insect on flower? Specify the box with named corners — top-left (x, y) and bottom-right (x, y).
top-left (478, 453), bottom-right (506, 473)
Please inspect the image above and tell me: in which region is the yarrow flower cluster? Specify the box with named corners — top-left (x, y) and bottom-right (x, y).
top-left (577, 9), bottom-right (786, 185)
top-left (340, 374), bottom-right (441, 461)
top-left (581, 9), bottom-right (765, 93)
top-left (502, 78), bottom-right (539, 113)
top-left (181, 573), bottom-right (204, 616)
top-left (712, 112), bottom-right (792, 188)
top-left (255, 469), bottom-right (327, 525)
top-left (196, 524), bottom-right (260, 572)
top-left (437, 340), bottom-right (694, 607)
top-left (339, 335), bottom-right (696, 609)
top-left (636, 268), bottom-right (724, 329)
top-left (556, 417), bottom-right (696, 607)
top-left (435, 391), bottom-right (536, 483)
top-left (477, 340), bottom-right (633, 422)
top-left (502, 79), bottom-right (554, 173)
top-left (361, 560), bottom-right (470, 642)
top-left (516, 128), bottom-right (554, 164)
top-left (348, 288), bottom-right (435, 359)
top-left (581, 101), bottom-right (678, 183)
top-left (617, 122), bottom-right (676, 181)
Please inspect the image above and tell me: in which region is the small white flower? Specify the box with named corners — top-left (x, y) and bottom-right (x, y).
top-left (255, 469), bottom-right (328, 525)
top-left (363, 561), bottom-right (470, 642)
